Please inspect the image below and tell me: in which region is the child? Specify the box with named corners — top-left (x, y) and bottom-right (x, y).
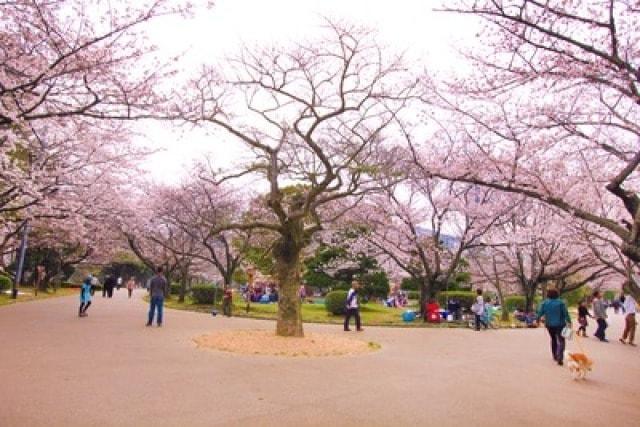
top-left (484, 297), bottom-right (496, 328)
top-left (577, 300), bottom-right (592, 337)
top-left (79, 277), bottom-right (92, 317)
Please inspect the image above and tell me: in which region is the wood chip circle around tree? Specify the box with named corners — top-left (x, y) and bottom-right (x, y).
top-left (193, 330), bottom-right (380, 357)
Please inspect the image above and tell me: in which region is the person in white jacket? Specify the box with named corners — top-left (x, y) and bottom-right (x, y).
top-left (344, 281), bottom-right (363, 332)
top-left (620, 289), bottom-right (637, 346)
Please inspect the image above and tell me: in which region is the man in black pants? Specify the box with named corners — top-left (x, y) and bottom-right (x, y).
top-left (104, 275), bottom-right (116, 298)
top-left (344, 280), bottom-right (363, 332)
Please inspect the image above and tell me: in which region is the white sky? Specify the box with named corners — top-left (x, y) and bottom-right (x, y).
top-left (136, 0), bottom-right (479, 184)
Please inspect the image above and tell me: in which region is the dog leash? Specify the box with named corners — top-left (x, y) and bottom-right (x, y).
top-left (572, 326), bottom-right (587, 354)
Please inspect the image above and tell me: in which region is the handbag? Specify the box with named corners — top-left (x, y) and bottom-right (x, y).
top-left (471, 302), bottom-right (479, 314)
top-left (561, 326), bottom-right (573, 340)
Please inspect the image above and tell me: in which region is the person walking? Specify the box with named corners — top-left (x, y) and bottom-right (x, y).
top-left (104, 275), bottom-right (116, 298)
top-left (126, 277), bottom-right (135, 299)
top-left (537, 288), bottom-right (571, 365)
top-left (472, 289), bottom-right (488, 331)
top-left (146, 267), bottom-right (169, 327)
top-left (78, 277), bottom-right (93, 317)
top-left (620, 290), bottom-right (637, 346)
top-left (592, 291), bottom-right (609, 342)
top-left (577, 300), bottom-right (593, 337)
top-left (344, 280), bottom-right (363, 332)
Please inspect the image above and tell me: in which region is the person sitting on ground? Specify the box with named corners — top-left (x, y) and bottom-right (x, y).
top-left (396, 291), bottom-right (408, 308)
top-left (514, 308), bottom-right (526, 322)
top-left (425, 298), bottom-right (441, 323)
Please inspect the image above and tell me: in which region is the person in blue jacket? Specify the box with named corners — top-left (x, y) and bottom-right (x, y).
top-left (79, 277), bottom-right (92, 317)
top-left (537, 288), bottom-right (571, 365)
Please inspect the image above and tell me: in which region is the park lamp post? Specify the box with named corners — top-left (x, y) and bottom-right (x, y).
top-left (12, 219), bottom-right (29, 299)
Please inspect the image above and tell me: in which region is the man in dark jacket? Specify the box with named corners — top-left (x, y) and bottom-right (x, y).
top-left (104, 275), bottom-right (116, 298)
top-left (146, 267), bottom-right (169, 327)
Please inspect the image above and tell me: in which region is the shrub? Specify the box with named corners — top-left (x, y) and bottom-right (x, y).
top-left (329, 281), bottom-right (350, 292)
top-left (360, 271), bottom-right (389, 300)
top-left (324, 290), bottom-right (348, 315)
top-left (562, 286), bottom-right (590, 307)
top-left (437, 291), bottom-right (476, 308)
top-left (170, 283), bottom-right (183, 295)
top-left (0, 275), bottom-right (12, 291)
top-left (401, 277), bottom-right (420, 291)
top-left (191, 285), bottom-right (222, 305)
top-left (60, 281), bottom-right (77, 288)
top-left (406, 291), bottom-right (420, 300)
top-left (603, 290), bottom-right (616, 301)
top-left (503, 296), bottom-right (526, 312)
top-left (503, 295), bottom-right (542, 312)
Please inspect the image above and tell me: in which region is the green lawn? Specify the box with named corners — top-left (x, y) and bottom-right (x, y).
top-left (158, 295), bottom-right (471, 328)
top-left (0, 287), bottom-right (77, 307)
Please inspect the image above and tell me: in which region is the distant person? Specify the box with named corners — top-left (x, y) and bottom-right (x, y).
top-left (126, 278), bottom-right (135, 299)
top-left (577, 300), bottom-right (593, 337)
top-left (472, 289), bottom-right (488, 331)
top-left (104, 275), bottom-right (116, 298)
top-left (344, 280), bottom-right (363, 332)
top-left (592, 291), bottom-right (608, 342)
top-left (425, 298), bottom-right (441, 323)
top-left (222, 286), bottom-right (233, 317)
top-left (116, 277), bottom-right (122, 291)
top-left (620, 291), bottom-right (637, 346)
top-left (298, 285), bottom-right (306, 303)
top-left (537, 288), bottom-right (571, 365)
top-left (78, 277), bottom-right (93, 317)
top-left (146, 267), bottom-right (169, 327)
top-left (484, 297), bottom-right (496, 328)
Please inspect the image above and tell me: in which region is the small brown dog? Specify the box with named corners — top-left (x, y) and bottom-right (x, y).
top-left (567, 352), bottom-right (593, 380)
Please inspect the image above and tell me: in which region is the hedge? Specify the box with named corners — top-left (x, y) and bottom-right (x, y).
top-left (503, 295), bottom-right (542, 312)
top-left (562, 286), bottom-right (590, 307)
top-left (436, 291), bottom-right (476, 308)
top-left (191, 285), bottom-right (222, 305)
top-left (60, 281), bottom-right (79, 288)
top-left (325, 290), bottom-right (348, 315)
top-left (170, 283), bottom-right (183, 295)
top-left (0, 275), bottom-right (12, 291)
top-left (406, 291), bottom-right (420, 301)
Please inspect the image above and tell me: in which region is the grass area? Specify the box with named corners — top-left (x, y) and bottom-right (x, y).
top-left (157, 295), bottom-right (475, 328)
top-left (0, 287), bottom-right (77, 307)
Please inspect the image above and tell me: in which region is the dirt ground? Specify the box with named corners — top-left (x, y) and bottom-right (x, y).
top-left (194, 329), bottom-right (379, 357)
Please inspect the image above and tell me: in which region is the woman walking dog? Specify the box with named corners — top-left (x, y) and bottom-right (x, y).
top-left (537, 289), bottom-right (571, 365)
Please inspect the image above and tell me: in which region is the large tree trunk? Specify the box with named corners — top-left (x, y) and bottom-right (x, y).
top-left (273, 224), bottom-right (304, 337)
top-left (524, 282), bottom-right (538, 313)
top-left (178, 266), bottom-right (188, 303)
top-left (419, 277), bottom-right (437, 322)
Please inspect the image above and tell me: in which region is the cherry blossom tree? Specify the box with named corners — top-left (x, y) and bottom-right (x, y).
top-left (417, 1), bottom-right (640, 265)
top-left (1, 0), bottom-right (195, 276)
top-left (177, 22), bottom-right (418, 336)
top-left (473, 200), bottom-right (611, 312)
top-left (146, 166), bottom-right (252, 294)
top-left (355, 174), bottom-right (510, 314)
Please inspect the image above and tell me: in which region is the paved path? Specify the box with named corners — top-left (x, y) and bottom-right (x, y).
top-left (0, 290), bottom-right (638, 427)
